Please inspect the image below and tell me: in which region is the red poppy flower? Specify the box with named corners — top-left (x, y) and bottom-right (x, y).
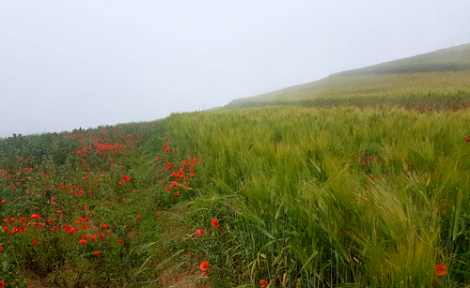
top-left (465, 137), bottom-right (470, 143)
top-left (211, 218), bottom-right (221, 228)
top-left (196, 229), bottom-right (204, 237)
top-left (200, 260), bottom-right (209, 271)
top-left (136, 215), bottom-right (141, 219)
top-left (32, 240), bottom-right (38, 246)
top-left (93, 251), bottom-right (101, 256)
top-left (31, 214), bottom-right (41, 220)
top-left (434, 261), bottom-right (447, 276)
top-left (260, 279), bottom-right (268, 287)
top-left (79, 239), bottom-right (87, 245)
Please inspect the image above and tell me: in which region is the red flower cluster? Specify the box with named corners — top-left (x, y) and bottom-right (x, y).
top-left (120, 175), bottom-right (132, 183)
top-left (160, 140), bottom-right (199, 199)
top-left (0, 123), bottom-right (157, 286)
top-left (93, 143), bottom-right (124, 150)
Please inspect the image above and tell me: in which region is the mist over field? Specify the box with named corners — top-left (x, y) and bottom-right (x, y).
top-left (1, 0), bottom-right (470, 137)
top-left (3, 2), bottom-right (470, 287)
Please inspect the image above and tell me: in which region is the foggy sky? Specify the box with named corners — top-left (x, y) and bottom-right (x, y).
top-left (1, 1), bottom-right (469, 137)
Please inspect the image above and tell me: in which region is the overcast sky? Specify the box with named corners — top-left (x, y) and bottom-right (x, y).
top-left (1, 1), bottom-right (469, 137)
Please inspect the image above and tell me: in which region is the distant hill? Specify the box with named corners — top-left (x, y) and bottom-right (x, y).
top-left (226, 44), bottom-right (470, 109)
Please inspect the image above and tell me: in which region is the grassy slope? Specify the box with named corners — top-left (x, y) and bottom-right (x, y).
top-left (4, 106), bottom-right (470, 287)
top-left (226, 44), bottom-right (470, 108)
top-left (3, 44), bottom-right (470, 288)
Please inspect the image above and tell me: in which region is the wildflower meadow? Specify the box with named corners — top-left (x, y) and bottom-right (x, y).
top-left (2, 103), bottom-right (470, 287)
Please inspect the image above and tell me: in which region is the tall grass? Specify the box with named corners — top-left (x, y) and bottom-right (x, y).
top-left (162, 106), bottom-right (470, 287)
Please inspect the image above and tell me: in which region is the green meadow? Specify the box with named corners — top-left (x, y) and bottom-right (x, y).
top-left (160, 106), bottom-right (470, 287)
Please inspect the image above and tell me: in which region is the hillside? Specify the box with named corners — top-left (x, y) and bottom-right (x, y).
top-left (3, 44), bottom-right (470, 288)
top-left (226, 43), bottom-right (470, 109)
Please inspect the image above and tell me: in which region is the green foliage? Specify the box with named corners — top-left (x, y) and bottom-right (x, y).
top-left (162, 106), bottom-right (470, 287)
top-left (2, 92), bottom-right (470, 287)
